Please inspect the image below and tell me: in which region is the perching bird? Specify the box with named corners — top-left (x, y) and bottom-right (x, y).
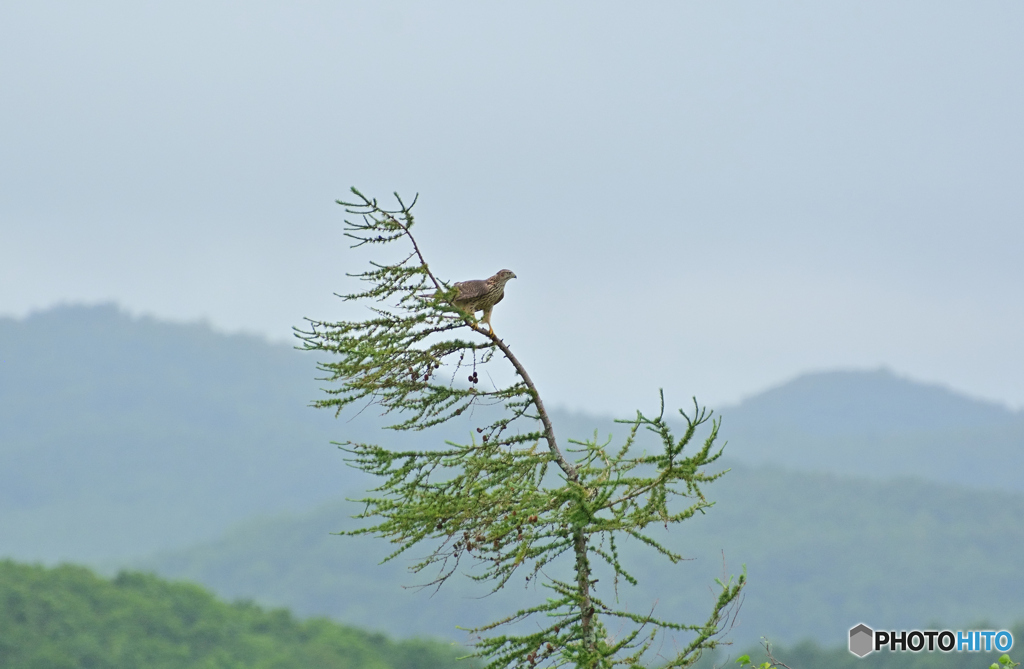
top-left (443, 269), bottom-right (517, 334)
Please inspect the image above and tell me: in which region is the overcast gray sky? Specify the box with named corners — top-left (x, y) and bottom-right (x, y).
top-left (2, 2), bottom-right (1022, 414)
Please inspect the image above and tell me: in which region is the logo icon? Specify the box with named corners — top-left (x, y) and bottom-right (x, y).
top-left (849, 623), bottom-right (874, 657)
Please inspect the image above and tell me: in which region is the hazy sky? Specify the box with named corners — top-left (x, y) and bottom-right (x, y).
top-left (2, 2), bottom-right (1022, 414)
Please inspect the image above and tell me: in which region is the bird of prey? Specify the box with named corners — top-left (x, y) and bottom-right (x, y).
top-left (442, 269), bottom-right (516, 334)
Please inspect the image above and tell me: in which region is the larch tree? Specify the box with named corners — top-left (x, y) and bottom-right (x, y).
top-left (296, 189), bottom-right (745, 669)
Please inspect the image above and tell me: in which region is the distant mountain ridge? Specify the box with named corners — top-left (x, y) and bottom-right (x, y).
top-left (725, 367), bottom-right (1019, 436)
top-left (4, 303), bottom-right (1022, 649)
top-left (717, 369), bottom-right (1024, 488)
top-left (0, 304), bottom-right (362, 561)
top-left (2, 303), bottom-right (1021, 566)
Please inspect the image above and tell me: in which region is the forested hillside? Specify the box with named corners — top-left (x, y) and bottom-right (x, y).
top-left (138, 464), bottom-right (1024, 648)
top-left (0, 559), bottom-right (473, 669)
top-left (3, 304), bottom-right (1023, 650)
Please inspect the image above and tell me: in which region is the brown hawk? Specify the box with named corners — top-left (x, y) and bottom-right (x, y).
top-left (443, 269), bottom-right (516, 334)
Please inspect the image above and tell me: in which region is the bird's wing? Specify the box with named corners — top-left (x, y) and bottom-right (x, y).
top-left (453, 279), bottom-right (490, 302)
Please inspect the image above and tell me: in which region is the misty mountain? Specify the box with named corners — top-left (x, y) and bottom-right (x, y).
top-left (729, 368), bottom-right (1017, 435)
top-left (0, 304), bottom-right (357, 561)
top-left (719, 368), bottom-right (1024, 488)
top-left (1, 303), bottom-right (1021, 565)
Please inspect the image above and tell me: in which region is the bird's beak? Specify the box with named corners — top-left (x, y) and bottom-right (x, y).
top-left (511, 272), bottom-right (517, 279)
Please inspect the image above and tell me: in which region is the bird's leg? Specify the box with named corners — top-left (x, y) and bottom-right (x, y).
top-left (482, 307), bottom-right (494, 335)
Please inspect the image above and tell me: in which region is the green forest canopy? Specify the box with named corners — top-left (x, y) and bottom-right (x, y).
top-left (0, 559), bottom-right (475, 669)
